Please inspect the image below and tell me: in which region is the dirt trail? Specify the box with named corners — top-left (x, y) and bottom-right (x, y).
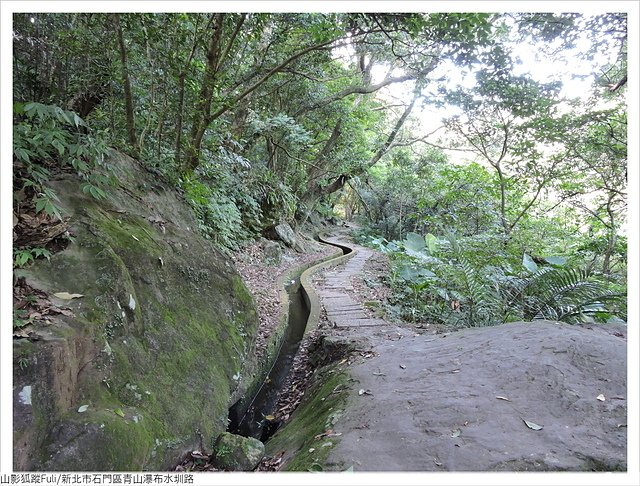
top-left (313, 231), bottom-right (628, 472)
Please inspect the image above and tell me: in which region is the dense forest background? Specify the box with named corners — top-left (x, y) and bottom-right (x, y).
top-left (12, 12), bottom-right (628, 328)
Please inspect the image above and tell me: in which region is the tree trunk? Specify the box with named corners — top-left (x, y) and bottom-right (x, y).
top-left (185, 13), bottom-right (226, 173)
top-left (304, 118), bottom-right (343, 193)
top-left (174, 73), bottom-right (187, 166)
top-left (493, 162), bottom-right (510, 236)
top-left (602, 193), bottom-right (618, 274)
top-left (306, 95), bottom-right (418, 204)
top-left (114, 13), bottom-right (137, 154)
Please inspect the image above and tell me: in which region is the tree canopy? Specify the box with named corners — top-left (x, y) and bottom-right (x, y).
top-left (12, 10), bottom-right (628, 324)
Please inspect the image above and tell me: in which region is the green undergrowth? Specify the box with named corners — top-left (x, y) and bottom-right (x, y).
top-left (354, 229), bottom-right (626, 329)
top-left (265, 364), bottom-right (351, 472)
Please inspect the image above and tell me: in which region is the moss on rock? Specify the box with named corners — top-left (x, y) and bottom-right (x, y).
top-left (265, 364), bottom-right (351, 472)
top-left (13, 151), bottom-right (259, 471)
top-left (212, 432), bottom-right (265, 471)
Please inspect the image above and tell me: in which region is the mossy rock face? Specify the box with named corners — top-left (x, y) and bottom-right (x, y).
top-left (211, 432), bottom-right (265, 471)
top-left (264, 363), bottom-right (351, 472)
top-left (13, 151), bottom-right (259, 471)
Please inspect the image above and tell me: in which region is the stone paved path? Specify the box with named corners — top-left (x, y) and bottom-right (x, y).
top-left (315, 237), bottom-right (387, 328)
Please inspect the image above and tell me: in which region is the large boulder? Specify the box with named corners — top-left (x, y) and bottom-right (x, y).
top-left (260, 238), bottom-right (282, 265)
top-left (13, 151), bottom-right (260, 471)
top-left (212, 432), bottom-right (265, 471)
top-left (269, 222), bottom-right (305, 253)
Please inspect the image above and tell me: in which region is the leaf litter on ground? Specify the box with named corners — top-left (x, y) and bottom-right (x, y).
top-left (53, 292), bottom-right (84, 299)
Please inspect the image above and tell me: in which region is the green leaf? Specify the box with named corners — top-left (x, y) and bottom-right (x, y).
top-left (404, 232), bottom-right (426, 252)
top-left (51, 139), bottom-right (65, 155)
top-left (425, 233), bottom-right (439, 255)
top-left (24, 102), bottom-right (38, 117)
top-left (114, 408), bottom-right (125, 418)
top-left (89, 185), bottom-right (107, 200)
top-left (61, 110), bottom-right (73, 125)
top-left (543, 256), bottom-right (567, 267)
top-left (419, 268), bottom-right (436, 278)
top-left (399, 265), bottom-right (418, 282)
top-left (31, 248), bottom-right (52, 260)
top-left (523, 253), bottom-right (538, 273)
top-left (73, 113), bottom-right (87, 128)
top-left (15, 251), bottom-right (33, 267)
top-left (13, 102), bottom-right (25, 114)
top-left (35, 198), bottom-right (47, 214)
top-left (15, 148), bottom-right (30, 163)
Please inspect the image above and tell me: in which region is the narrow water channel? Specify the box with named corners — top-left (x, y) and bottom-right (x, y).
top-left (227, 278), bottom-right (310, 441)
top-left (227, 238), bottom-right (351, 442)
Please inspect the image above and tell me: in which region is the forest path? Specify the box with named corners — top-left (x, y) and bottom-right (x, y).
top-left (316, 235), bottom-right (387, 328)
top-left (310, 227), bottom-right (628, 472)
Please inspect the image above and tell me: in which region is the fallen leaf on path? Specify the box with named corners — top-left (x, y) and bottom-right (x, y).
top-left (450, 428), bottom-right (461, 438)
top-left (190, 451), bottom-right (208, 462)
top-left (314, 429), bottom-right (341, 440)
top-left (49, 307), bottom-right (74, 316)
top-left (617, 424), bottom-right (627, 428)
top-left (596, 394), bottom-right (606, 401)
top-left (53, 292), bottom-right (84, 300)
top-left (451, 369), bottom-right (460, 373)
top-left (399, 364), bottom-right (406, 369)
top-left (434, 459), bottom-right (442, 467)
top-left (496, 396), bottom-right (511, 401)
top-left (523, 419), bottom-right (543, 430)
top-left (13, 326), bottom-right (33, 338)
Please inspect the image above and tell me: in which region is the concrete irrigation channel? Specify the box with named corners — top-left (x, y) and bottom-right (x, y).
top-left (227, 235), bottom-right (356, 442)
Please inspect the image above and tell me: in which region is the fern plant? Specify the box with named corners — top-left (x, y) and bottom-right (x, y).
top-left (501, 266), bottom-right (625, 323)
top-left (447, 233), bottom-right (501, 327)
top-left (365, 230), bottom-right (626, 328)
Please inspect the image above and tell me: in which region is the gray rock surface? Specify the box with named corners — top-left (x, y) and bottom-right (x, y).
top-left (212, 432), bottom-right (265, 471)
top-left (261, 239), bottom-right (282, 264)
top-left (273, 222), bottom-right (305, 252)
top-left (327, 320), bottom-right (627, 471)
